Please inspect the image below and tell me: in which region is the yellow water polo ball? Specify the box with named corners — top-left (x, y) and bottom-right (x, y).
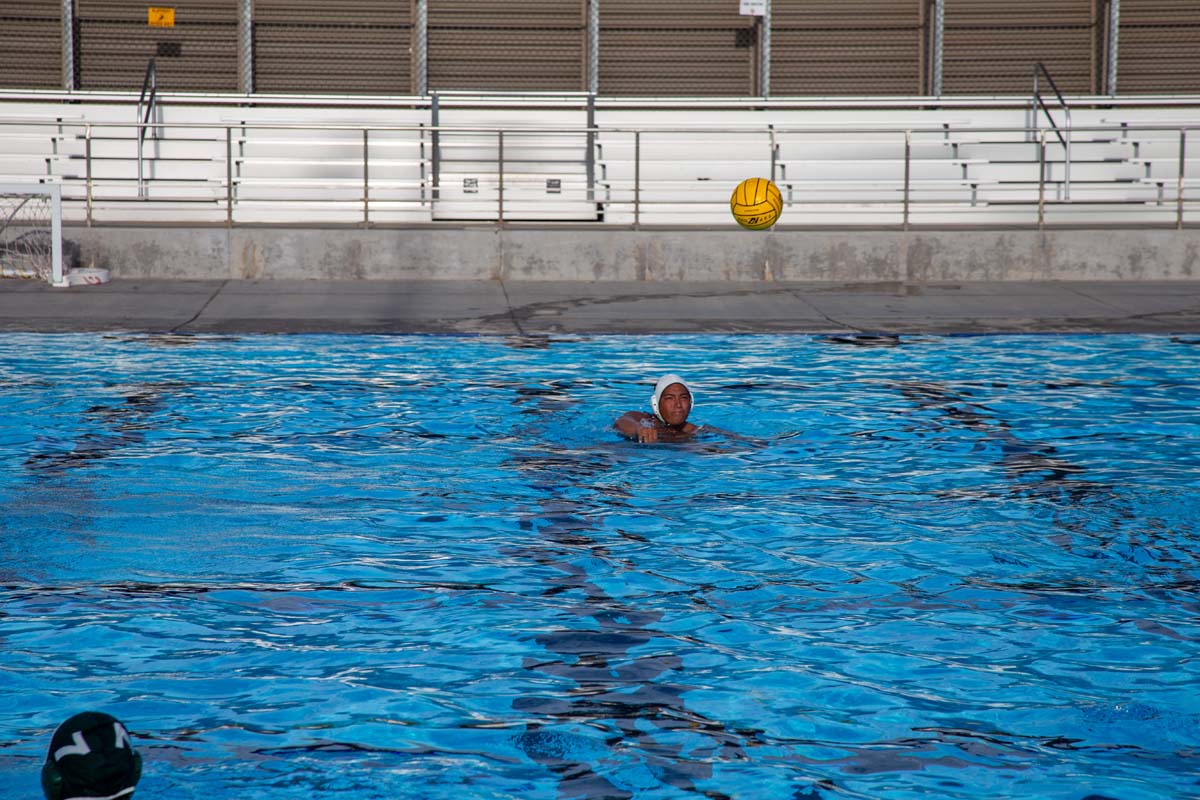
top-left (730, 177), bottom-right (783, 230)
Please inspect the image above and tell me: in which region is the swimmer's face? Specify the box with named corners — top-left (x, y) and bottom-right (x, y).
top-left (658, 383), bottom-right (692, 426)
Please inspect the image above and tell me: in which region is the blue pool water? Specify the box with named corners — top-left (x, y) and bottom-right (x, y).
top-left (1, 332), bottom-right (1198, 799)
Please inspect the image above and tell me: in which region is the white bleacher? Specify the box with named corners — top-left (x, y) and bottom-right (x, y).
top-left (597, 108), bottom-right (954, 225)
top-left (593, 102), bottom-right (1200, 225)
top-left (215, 104), bottom-right (431, 224)
top-left (429, 106), bottom-right (593, 221)
top-left (1, 91), bottom-right (1200, 227)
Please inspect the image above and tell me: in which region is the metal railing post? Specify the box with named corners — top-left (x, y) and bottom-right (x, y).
top-left (419, 122), bottom-right (427, 206)
top-left (226, 126), bottom-right (233, 227)
top-left (634, 131), bottom-right (640, 228)
top-left (49, 183), bottom-right (64, 286)
top-left (62, 0), bottom-right (75, 91)
top-left (362, 128), bottom-right (369, 227)
top-left (586, 94), bottom-right (595, 204)
top-left (1038, 129), bottom-right (1047, 228)
top-left (769, 124), bottom-right (776, 182)
top-left (903, 129), bottom-right (911, 230)
top-left (498, 130), bottom-right (504, 223)
top-left (431, 94), bottom-right (439, 202)
top-left (85, 124), bottom-right (92, 226)
top-left (1178, 129), bottom-right (1187, 230)
top-left (1065, 115), bottom-right (1072, 200)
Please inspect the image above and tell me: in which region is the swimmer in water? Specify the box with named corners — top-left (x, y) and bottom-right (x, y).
top-left (614, 374), bottom-right (701, 443)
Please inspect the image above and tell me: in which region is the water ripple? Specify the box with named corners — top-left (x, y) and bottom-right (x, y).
top-left (0, 333), bottom-right (1197, 799)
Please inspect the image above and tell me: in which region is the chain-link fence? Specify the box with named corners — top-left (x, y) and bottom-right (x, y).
top-left (254, 0), bottom-right (412, 94)
top-left (598, 0), bottom-right (756, 96)
top-left (75, 0), bottom-right (239, 92)
top-left (771, 1), bottom-right (925, 96)
top-left (3, 1), bottom-right (1200, 97)
top-left (942, 0), bottom-right (1099, 95)
top-left (1117, 2), bottom-right (1200, 95)
top-left (0, 1), bottom-right (63, 90)
top-left (428, 1), bottom-right (584, 92)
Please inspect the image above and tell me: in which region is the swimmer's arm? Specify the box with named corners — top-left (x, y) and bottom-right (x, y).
top-left (614, 411), bottom-right (658, 443)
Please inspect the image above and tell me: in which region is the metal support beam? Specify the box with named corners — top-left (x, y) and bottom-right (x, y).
top-left (761, 0), bottom-right (771, 98)
top-left (587, 0), bottom-right (599, 95)
top-left (239, 0), bottom-right (253, 94)
top-left (416, 0), bottom-right (428, 95)
top-left (62, 0), bottom-right (74, 90)
top-left (932, 0), bottom-right (944, 96)
top-left (1107, 0), bottom-right (1120, 96)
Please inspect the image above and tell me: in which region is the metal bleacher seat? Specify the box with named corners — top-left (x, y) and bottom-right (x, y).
top-left (429, 102), bottom-right (594, 221)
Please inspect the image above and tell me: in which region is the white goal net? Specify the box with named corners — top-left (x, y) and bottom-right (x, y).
top-left (0, 182), bottom-right (69, 287)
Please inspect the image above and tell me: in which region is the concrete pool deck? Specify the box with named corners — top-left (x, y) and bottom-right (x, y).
top-left (2, 279), bottom-right (1200, 334)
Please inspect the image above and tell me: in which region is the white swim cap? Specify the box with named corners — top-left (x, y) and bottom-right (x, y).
top-left (650, 374), bottom-right (694, 422)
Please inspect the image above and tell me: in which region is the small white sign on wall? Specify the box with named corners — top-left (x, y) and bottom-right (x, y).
top-left (739, 0), bottom-right (766, 16)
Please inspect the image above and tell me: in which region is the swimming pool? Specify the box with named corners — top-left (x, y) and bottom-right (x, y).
top-left (1, 332), bottom-right (1197, 799)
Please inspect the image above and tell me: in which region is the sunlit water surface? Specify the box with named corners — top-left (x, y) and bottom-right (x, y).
top-left (1, 333), bottom-right (1198, 799)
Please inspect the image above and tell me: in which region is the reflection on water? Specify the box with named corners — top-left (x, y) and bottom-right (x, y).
top-left (506, 385), bottom-right (755, 799)
top-left (0, 333), bottom-right (1197, 800)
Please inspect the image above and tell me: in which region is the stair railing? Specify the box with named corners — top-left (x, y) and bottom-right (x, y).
top-left (1032, 62), bottom-right (1072, 200)
top-left (136, 58), bottom-right (158, 199)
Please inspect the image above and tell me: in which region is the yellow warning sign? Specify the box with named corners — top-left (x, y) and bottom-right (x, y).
top-left (148, 7), bottom-right (175, 27)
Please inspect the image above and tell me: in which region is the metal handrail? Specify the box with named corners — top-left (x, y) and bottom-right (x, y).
top-left (3, 118), bottom-right (1194, 228)
top-left (1032, 62), bottom-right (1072, 199)
top-left (5, 118), bottom-right (1185, 135)
top-left (136, 59), bottom-right (158, 199)
top-left (10, 87), bottom-right (1200, 110)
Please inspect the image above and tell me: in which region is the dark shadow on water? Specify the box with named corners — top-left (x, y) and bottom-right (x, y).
top-left (897, 381), bottom-right (1105, 503)
top-left (819, 333), bottom-right (905, 347)
top-left (23, 382), bottom-right (185, 477)
top-left (893, 379), bottom-right (1200, 608)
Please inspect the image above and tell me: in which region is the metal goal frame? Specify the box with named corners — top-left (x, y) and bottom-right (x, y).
top-left (0, 181), bottom-right (66, 287)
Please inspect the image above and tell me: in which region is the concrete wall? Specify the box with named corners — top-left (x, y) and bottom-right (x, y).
top-left (67, 226), bottom-right (1200, 282)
